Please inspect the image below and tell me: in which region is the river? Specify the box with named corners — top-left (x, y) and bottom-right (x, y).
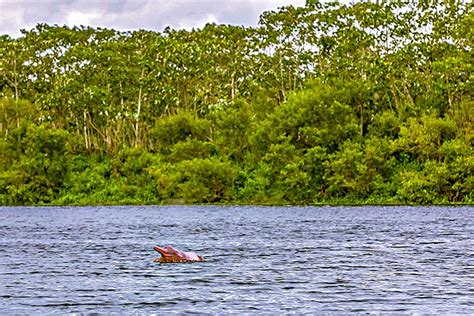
top-left (0, 206), bottom-right (473, 313)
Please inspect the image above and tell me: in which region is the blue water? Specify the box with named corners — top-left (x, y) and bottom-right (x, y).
top-left (0, 206), bottom-right (473, 313)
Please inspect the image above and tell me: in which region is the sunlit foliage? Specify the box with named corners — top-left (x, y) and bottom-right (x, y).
top-left (1, 1), bottom-right (472, 205)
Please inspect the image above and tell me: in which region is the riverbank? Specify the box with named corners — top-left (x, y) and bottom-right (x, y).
top-left (2, 3), bottom-right (472, 206)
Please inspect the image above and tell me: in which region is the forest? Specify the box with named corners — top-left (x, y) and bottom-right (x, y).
top-left (1, 1), bottom-right (473, 205)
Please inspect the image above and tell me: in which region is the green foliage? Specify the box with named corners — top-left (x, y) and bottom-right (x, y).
top-left (1, 1), bottom-right (472, 205)
top-left (150, 158), bottom-right (235, 203)
top-left (323, 136), bottom-right (396, 200)
top-left (1, 124), bottom-right (74, 204)
top-left (150, 111), bottom-right (210, 153)
top-left (168, 139), bottom-right (217, 163)
top-left (209, 99), bottom-right (255, 162)
top-left (395, 114), bottom-right (458, 161)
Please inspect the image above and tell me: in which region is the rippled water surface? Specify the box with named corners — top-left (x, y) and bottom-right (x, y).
top-left (1, 206), bottom-right (473, 313)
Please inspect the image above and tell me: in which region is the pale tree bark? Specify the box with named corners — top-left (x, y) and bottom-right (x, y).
top-left (83, 109), bottom-right (89, 150)
top-left (134, 67), bottom-right (145, 147)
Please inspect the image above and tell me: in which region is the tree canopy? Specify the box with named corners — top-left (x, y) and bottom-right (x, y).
top-left (1, 1), bottom-right (472, 205)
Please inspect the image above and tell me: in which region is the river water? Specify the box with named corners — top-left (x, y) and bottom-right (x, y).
top-left (0, 206), bottom-right (473, 314)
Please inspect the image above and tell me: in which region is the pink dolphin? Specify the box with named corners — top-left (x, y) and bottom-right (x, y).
top-left (153, 245), bottom-right (204, 263)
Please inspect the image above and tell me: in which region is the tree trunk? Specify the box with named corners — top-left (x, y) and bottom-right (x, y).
top-left (83, 109), bottom-right (89, 150)
top-left (134, 67), bottom-right (145, 147)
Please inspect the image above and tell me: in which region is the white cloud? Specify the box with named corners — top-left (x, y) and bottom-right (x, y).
top-left (66, 11), bottom-right (101, 27)
top-left (0, 0), bottom-right (306, 37)
top-left (177, 13), bottom-right (219, 31)
top-left (0, 1), bottom-right (26, 36)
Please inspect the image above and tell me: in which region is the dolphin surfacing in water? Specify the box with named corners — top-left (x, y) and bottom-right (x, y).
top-left (153, 245), bottom-right (204, 263)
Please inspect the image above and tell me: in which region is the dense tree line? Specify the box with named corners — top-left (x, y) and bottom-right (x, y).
top-left (1, 1), bottom-right (472, 205)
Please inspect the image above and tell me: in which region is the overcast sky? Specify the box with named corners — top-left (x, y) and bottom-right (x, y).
top-left (1, 0), bottom-right (306, 37)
